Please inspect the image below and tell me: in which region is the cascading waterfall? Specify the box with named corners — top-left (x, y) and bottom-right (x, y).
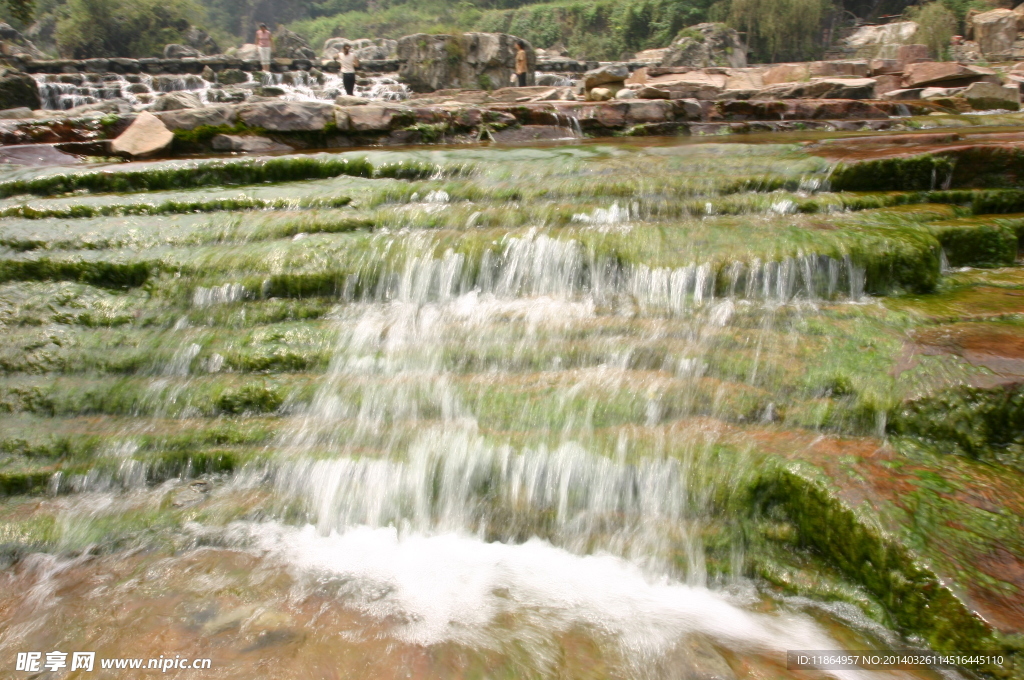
top-left (32, 70), bottom-right (411, 111)
top-left (2, 137), bottom-right (1003, 679)
top-left (258, 229), bottom-right (866, 620)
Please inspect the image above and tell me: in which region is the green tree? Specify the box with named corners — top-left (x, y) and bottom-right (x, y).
top-left (5, 0), bottom-right (33, 24)
top-left (726, 0), bottom-right (832, 62)
top-left (55, 0), bottom-right (203, 58)
top-left (906, 1), bottom-right (956, 59)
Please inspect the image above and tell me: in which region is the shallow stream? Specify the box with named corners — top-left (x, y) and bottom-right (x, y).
top-left (0, 130), bottom-right (1022, 678)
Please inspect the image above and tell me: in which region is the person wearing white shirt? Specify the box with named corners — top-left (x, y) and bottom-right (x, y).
top-left (339, 44), bottom-right (360, 96)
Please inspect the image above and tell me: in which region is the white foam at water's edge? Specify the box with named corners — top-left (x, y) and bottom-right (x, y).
top-left (245, 522), bottom-right (877, 680)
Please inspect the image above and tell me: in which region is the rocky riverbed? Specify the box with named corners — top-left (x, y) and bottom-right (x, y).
top-left (0, 120), bottom-right (1023, 678)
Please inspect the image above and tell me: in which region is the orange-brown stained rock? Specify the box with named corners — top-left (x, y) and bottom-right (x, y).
top-left (698, 420), bottom-right (1024, 635)
top-left (912, 323), bottom-right (1024, 380)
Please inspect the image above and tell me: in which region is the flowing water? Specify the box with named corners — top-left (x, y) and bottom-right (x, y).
top-left (1, 133), bottom-right (1022, 678)
top-left (33, 70), bottom-right (410, 110)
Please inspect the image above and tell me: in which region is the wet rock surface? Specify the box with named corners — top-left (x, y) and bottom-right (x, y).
top-left (0, 128), bottom-right (1022, 676)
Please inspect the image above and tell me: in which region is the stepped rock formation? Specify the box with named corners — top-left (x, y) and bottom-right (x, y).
top-left (397, 32), bottom-right (535, 92)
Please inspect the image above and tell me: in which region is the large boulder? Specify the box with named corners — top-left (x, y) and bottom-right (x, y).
top-left (236, 100), bottom-right (335, 131)
top-left (0, 22), bottom-right (45, 59)
top-left (961, 81), bottom-right (1020, 110)
top-left (902, 62), bottom-right (996, 88)
top-left (273, 29), bottom-right (315, 60)
top-left (842, 21), bottom-right (918, 59)
top-left (355, 39), bottom-right (397, 61)
top-left (151, 91), bottom-right (203, 111)
top-left (232, 44), bottom-right (260, 61)
top-left (218, 69), bottom-right (248, 85)
top-left (583, 63), bottom-right (629, 89)
top-left (323, 37), bottom-right (396, 61)
top-left (972, 9), bottom-right (1018, 61)
top-left (660, 23), bottom-right (746, 69)
top-left (111, 111), bottom-right (174, 159)
top-left (0, 69), bottom-right (40, 110)
top-left (397, 32), bottom-right (534, 92)
top-left (164, 44), bottom-right (202, 59)
top-left (155, 105), bottom-right (237, 130)
top-left (184, 26), bottom-right (219, 56)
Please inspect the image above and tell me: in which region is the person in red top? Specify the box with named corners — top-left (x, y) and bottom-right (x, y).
top-left (256, 24), bottom-right (273, 72)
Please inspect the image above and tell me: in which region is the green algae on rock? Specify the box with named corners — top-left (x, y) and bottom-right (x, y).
top-left (0, 130), bottom-right (1022, 679)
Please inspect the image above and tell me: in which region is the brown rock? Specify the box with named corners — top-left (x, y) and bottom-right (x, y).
top-left (591, 102), bottom-right (628, 127)
top-left (624, 67), bottom-right (647, 85)
top-left (873, 74), bottom-right (904, 97)
top-left (762, 63), bottom-right (809, 85)
top-left (111, 111), bottom-right (173, 159)
top-left (962, 81), bottom-right (1020, 110)
top-left (896, 44), bottom-right (931, 66)
top-left (972, 9), bottom-right (1018, 60)
top-left (869, 59), bottom-right (901, 75)
top-left (346, 105), bottom-right (412, 132)
top-left (635, 86), bottom-right (670, 99)
top-left (752, 78), bottom-right (875, 100)
top-left (625, 100), bottom-right (673, 123)
top-left (670, 98), bottom-right (703, 120)
top-left (809, 60), bottom-right (869, 77)
top-left (452, 108), bottom-right (482, 128)
top-left (880, 88), bottom-right (925, 101)
top-left (789, 99), bottom-right (888, 120)
top-left (236, 101), bottom-right (336, 132)
top-left (902, 62), bottom-right (995, 88)
top-left (718, 99), bottom-right (788, 121)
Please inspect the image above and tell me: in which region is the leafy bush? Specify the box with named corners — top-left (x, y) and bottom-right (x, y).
top-left (906, 1), bottom-right (956, 59)
top-left (55, 0), bottom-right (204, 58)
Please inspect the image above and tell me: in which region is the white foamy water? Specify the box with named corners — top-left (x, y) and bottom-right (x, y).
top-left (246, 521), bottom-right (873, 680)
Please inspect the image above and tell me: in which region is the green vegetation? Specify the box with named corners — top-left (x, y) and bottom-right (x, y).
top-left (723, 0), bottom-right (830, 63)
top-left (54, 0), bottom-right (203, 58)
top-left (906, 1), bottom-right (957, 60)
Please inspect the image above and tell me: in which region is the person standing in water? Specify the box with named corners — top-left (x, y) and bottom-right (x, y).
top-left (339, 43), bottom-right (360, 96)
top-left (514, 40), bottom-right (528, 87)
top-left (256, 24), bottom-right (273, 72)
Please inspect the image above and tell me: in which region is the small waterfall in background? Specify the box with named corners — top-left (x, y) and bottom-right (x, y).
top-left (32, 70), bottom-right (412, 110)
